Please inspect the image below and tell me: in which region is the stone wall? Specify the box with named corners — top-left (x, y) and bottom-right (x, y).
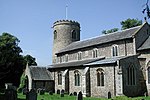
top-left (90, 65), bottom-right (115, 98)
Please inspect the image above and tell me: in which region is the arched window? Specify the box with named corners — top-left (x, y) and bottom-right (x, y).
top-left (93, 48), bottom-right (98, 58)
top-left (127, 64), bottom-right (136, 85)
top-left (97, 69), bottom-right (104, 86)
top-left (72, 30), bottom-right (77, 40)
top-left (54, 30), bottom-right (57, 39)
top-left (74, 70), bottom-right (80, 86)
top-left (77, 52), bottom-right (82, 60)
top-left (65, 54), bottom-right (69, 62)
top-left (58, 72), bottom-right (62, 85)
top-left (112, 45), bottom-right (118, 57)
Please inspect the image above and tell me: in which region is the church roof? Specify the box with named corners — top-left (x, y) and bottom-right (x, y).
top-left (138, 36), bottom-right (150, 51)
top-left (29, 66), bottom-right (53, 81)
top-left (50, 57), bottom-right (105, 69)
top-left (85, 56), bottom-right (128, 65)
top-left (56, 25), bottom-right (141, 54)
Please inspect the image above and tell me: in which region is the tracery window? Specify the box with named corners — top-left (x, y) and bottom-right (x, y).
top-left (74, 70), bottom-right (80, 86)
top-left (127, 64), bottom-right (136, 85)
top-left (97, 68), bottom-right (104, 86)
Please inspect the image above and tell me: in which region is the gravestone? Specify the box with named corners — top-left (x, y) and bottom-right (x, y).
top-left (77, 91), bottom-right (83, 100)
top-left (5, 89), bottom-right (17, 100)
top-left (108, 91), bottom-right (111, 99)
top-left (73, 92), bottom-right (77, 96)
top-left (60, 89), bottom-right (64, 97)
top-left (57, 89), bottom-right (60, 94)
top-left (49, 91), bottom-right (53, 95)
top-left (23, 88), bottom-right (29, 95)
top-left (26, 89), bottom-right (37, 100)
top-left (69, 93), bottom-right (73, 96)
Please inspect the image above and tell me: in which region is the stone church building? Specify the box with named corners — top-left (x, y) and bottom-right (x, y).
top-left (25, 19), bottom-right (150, 98)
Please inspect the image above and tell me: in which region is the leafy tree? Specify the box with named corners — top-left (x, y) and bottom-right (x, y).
top-left (102, 28), bottom-right (119, 34)
top-left (120, 18), bottom-right (142, 30)
top-left (23, 54), bottom-right (37, 66)
top-left (0, 33), bottom-right (24, 87)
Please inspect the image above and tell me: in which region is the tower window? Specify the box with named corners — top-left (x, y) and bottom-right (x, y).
top-left (112, 45), bottom-right (118, 57)
top-left (97, 68), bottom-right (104, 86)
top-left (72, 30), bottom-right (77, 40)
top-left (54, 30), bottom-right (57, 39)
top-left (74, 70), bottom-right (80, 86)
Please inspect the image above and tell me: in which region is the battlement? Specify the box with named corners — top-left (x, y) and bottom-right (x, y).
top-left (53, 20), bottom-right (80, 27)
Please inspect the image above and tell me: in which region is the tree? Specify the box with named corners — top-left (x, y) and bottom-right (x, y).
top-left (120, 18), bottom-right (142, 30)
top-left (23, 55), bottom-right (37, 66)
top-left (0, 33), bottom-right (24, 87)
top-left (102, 28), bottom-right (119, 34)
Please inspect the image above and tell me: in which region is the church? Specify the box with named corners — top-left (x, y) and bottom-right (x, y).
top-left (25, 19), bottom-right (150, 98)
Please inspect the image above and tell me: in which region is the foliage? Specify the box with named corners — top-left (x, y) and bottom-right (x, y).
top-left (23, 54), bottom-right (37, 66)
top-left (0, 33), bottom-right (37, 88)
top-left (0, 33), bottom-right (24, 87)
top-left (17, 72), bottom-right (26, 92)
top-left (102, 28), bottom-right (119, 34)
top-left (120, 18), bottom-right (142, 30)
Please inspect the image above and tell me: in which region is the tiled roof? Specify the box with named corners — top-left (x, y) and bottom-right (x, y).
top-left (138, 36), bottom-right (150, 50)
top-left (30, 66), bottom-right (53, 81)
top-left (50, 57), bottom-right (105, 69)
top-left (56, 26), bottom-right (141, 54)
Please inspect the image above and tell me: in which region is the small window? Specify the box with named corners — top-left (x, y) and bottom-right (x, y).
top-left (112, 45), bottom-right (118, 57)
top-left (127, 64), bottom-right (136, 85)
top-left (74, 70), bottom-right (80, 86)
top-left (65, 54), bottom-right (69, 62)
top-left (72, 30), bottom-right (77, 40)
top-left (54, 30), bottom-right (57, 39)
top-left (77, 52), bottom-right (82, 60)
top-left (97, 69), bottom-right (104, 86)
top-left (85, 51), bottom-right (88, 57)
top-left (93, 48), bottom-right (98, 58)
top-left (58, 72), bottom-right (62, 85)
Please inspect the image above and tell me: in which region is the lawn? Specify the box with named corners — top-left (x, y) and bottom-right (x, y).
top-left (16, 93), bottom-right (150, 100)
top-left (18, 93), bottom-right (107, 100)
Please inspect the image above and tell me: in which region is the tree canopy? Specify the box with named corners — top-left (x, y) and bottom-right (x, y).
top-left (102, 18), bottom-right (142, 34)
top-left (120, 18), bottom-right (142, 30)
top-left (0, 33), bottom-right (37, 87)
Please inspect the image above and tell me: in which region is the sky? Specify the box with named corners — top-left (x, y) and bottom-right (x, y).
top-left (0, 0), bottom-right (148, 66)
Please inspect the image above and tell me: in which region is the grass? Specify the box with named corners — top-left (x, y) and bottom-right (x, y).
top-left (17, 93), bottom-right (107, 100)
top-left (14, 93), bottom-right (150, 100)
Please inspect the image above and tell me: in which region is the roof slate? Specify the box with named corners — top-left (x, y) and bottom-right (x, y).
top-left (57, 26), bottom-right (141, 54)
top-left (30, 66), bottom-right (53, 81)
top-left (138, 36), bottom-right (150, 50)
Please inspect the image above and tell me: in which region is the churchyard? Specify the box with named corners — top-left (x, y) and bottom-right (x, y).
top-left (1, 83), bottom-right (150, 100)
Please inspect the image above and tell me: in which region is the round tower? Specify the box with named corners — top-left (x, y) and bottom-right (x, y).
top-left (52, 20), bottom-right (80, 64)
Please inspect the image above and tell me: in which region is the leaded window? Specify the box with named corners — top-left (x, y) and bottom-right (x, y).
top-left (97, 69), bottom-right (104, 86)
top-left (74, 70), bottom-right (80, 86)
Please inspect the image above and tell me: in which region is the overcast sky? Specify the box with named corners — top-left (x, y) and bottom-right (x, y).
top-left (0, 0), bottom-right (148, 66)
